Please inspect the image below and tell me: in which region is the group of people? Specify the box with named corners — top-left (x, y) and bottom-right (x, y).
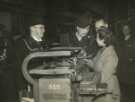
top-left (60, 12), bottom-right (120, 102)
top-left (61, 12), bottom-right (135, 102)
top-left (0, 11), bottom-right (135, 102)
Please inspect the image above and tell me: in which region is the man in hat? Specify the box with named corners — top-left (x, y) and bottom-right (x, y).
top-left (14, 17), bottom-right (48, 100)
top-left (60, 12), bottom-right (99, 57)
top-left (60, 12), bottom-right (100, 102)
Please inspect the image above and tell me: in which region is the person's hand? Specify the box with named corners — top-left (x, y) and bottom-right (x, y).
top-left (82, 58), bottom-right (93, 68)
top-left (77, 49), bottom-right (87, 58)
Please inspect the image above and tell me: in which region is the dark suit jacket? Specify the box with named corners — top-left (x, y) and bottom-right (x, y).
top-left (15, 36), bottom-right (47, 90)
top-left (60, 27), bottom-right (99, 58)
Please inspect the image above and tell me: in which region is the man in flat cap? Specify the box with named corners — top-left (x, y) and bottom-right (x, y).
top-left (14, 17), bottom-right (48, 100)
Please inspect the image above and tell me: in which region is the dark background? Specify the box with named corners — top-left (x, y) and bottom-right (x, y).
top-left (0, 0), bottom-right (134, 41)
top-left (0, 1), bottom-right (135, 102)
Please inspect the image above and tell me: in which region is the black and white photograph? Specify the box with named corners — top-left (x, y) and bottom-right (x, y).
top-left (0, 0), bottom-right (134, 102)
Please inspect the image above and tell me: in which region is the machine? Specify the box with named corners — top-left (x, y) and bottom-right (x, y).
top-left (22, 47), bottom-right (108, 102)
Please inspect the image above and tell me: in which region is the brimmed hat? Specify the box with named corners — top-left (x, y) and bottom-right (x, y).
top-left (28, 17), bottom-right (45, 27)
top-left (75, 12), bottom-right (93, 28)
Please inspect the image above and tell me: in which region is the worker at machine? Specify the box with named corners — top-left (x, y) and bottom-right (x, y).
top-left (15, 17), bottom-right (48, 101)
top-left (60, 11), bottom-right (99, 58)
top-left (60, 11), bottom-right (101, 102)
top-left (60, 11), bottom-right (100, 79)
top-left (84, 27), bottom-right (120, 102)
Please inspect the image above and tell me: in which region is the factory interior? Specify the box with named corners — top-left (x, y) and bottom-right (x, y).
top-left (0, 0), bottom-right (135, 102)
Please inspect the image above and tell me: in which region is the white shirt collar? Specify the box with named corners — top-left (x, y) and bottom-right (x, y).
top-left (75, 32), bottom-right (83, 41)
top-left (31, 34), bottom-right (42, 42)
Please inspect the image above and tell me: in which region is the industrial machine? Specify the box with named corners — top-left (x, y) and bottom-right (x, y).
top-left (22, 47), bottom-right (108, 102)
